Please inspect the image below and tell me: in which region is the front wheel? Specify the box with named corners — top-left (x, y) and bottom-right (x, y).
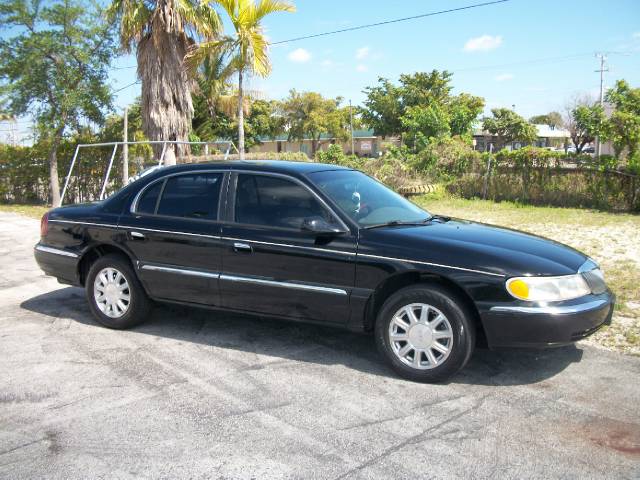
top-left (86, 254), bottom-right (151, 329)
top-left (375, 284), bottom-right (476, 383)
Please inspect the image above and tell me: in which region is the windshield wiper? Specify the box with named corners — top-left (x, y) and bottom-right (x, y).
top-left (426, 214), bottom-right (451, 222)
top-left (363, 218), bottom-right (431, 230)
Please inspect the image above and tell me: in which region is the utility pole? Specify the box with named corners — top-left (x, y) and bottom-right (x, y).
top-left (122, 106), bottom-right (129, 185)
top-left (349, 99), bottom-right (355, 155)
top-left (595, 53), bottom-right (608, 159)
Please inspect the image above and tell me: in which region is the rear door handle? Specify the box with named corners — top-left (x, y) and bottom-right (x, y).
top-left (130, 231), bottom-right (145, 240)
top-left (233, 242), bottom-right (252, 253)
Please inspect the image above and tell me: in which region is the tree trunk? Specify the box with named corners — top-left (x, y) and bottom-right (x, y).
top-left (49, 135), bottom-right (62, 207)
top-left (138, 32), bottom-right (193, 164)
top-left (311, 136), bottom-right (319, 157)
top-left (237, 69), bottom-right (245, 160)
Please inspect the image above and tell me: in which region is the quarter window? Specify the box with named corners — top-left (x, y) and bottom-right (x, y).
top-left (234, 174), bottom-right (337, 229)
top-left (136, 181), bottom-right (162, 215)
top-left (148, 173), bottom-right (222, 220)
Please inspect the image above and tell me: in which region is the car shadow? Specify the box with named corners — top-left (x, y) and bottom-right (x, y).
top-left (20, 287), bottom-right (584, 387)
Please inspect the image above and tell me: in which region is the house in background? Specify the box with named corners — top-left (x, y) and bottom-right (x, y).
top-left (472, 124), bottom-right (571, 152)
top-left (248, 129), bottom-right (398, 157)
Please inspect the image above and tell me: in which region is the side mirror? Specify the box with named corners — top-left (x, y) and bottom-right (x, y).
top-left (301, 218), bottom-right (347, 236)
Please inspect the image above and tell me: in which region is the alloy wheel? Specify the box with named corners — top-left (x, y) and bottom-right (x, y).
top-left (388, 303), bottom-right (454, 370)
top-left (93, 267), bottom-right (131, 318)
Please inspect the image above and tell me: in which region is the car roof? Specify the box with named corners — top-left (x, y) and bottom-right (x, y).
top-left (151, 160), bottom-right (352, 177)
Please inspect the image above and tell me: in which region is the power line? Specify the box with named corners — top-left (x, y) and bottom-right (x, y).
top-left (114, 80), bottom-right (141, 93)
top-left (270, 0), bottom-right (511, 45)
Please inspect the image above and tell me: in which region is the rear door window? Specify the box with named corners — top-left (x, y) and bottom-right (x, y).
top-left (155, 173), bottom-right (223, 220)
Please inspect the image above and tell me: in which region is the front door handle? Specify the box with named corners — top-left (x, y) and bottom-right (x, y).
top-left (130, 231), bottom-right (145, 240)
top-left (233, 242), bottom-right (252, 253)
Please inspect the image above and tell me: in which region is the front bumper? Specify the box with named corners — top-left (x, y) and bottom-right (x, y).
top-left (478, 292), bottom-right (615, 348)
top-left (34, 243), bottom-right (81, 285)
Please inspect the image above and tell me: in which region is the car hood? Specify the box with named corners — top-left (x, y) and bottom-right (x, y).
top-left (358, 218), bottom-right (588, 277)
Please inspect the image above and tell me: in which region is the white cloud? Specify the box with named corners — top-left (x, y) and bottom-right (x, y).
top-left (355, 46), bottom-right (370, 60)
top-left (495, 73), bottom-right (514, 82)
top-left (356, 64), bottom-right (368, 72)
top-left (633, 32), bottom-right (640, 38)
top-left (463, 34), bottom-right (503, 52)
top-left (288, 48), bottom-right (311, 63)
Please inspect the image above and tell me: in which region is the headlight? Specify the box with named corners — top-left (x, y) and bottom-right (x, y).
top-left (506, 274), bottom-right (591, 302)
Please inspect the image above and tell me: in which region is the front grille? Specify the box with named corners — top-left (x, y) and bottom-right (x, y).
top-left (582, 269), bottom-right (607, 295)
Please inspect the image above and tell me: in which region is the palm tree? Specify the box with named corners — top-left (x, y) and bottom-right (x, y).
top-left (186, 0), bottom-right (295, 159)
top-left (108, 0), bottom-right (221, 165)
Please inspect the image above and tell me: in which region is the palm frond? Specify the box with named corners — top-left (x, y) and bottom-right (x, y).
top-left (176, 0), bottom-right (222, 39)
top-left (254, 0), bottom-right (295, 20)
top-left (184, 37), bottom-right (234, 74)
top-left (248, 29), bottom-right (270, 76)
top-left (107, 0), bottom-right (151, 52)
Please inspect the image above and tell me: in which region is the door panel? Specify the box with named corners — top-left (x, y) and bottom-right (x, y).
top-left (119, 171), bottom-right (227, 306)
top-left (219, 173), bottom-right (356, 324)
top-left (220, 225), bottom-right (355, 323)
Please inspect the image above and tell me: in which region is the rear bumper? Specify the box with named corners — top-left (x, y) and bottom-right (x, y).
top-left (34, 243), bottom-right (80, 285)
top-left (479, 293), bottom-right (615, 348)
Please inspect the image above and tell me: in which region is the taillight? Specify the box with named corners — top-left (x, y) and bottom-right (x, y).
top-left (40, 212), bottom-right (49, 238)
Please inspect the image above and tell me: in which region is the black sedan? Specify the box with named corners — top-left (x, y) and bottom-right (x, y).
top-left (34, 161), bottom-right (615, 382)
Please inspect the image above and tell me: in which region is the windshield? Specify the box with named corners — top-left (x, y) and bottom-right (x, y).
top-left (308, 170), bottom-right (430, 227)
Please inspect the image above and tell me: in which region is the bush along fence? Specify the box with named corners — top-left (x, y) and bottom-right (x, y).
top-left (447, 147), bottom-right (640, 212)
top-left (0, 141), bottom-right (311, 205)
top-left (0, 142), bottom-right (145, 205)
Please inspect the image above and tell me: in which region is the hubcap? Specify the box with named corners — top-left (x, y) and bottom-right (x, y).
top-left (93, 267), bottom-right (131, 318)
top-left (388, 303), bottom-right (454, 370)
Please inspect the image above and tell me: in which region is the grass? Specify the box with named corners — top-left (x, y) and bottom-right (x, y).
top-left (0, 203), bottom-right (50, 219)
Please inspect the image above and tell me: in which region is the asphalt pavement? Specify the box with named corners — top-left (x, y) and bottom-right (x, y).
top-left (1, 211), bottom-right (638, 479)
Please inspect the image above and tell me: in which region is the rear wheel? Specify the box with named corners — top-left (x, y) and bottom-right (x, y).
top-left (86, 254), bottom-right (151, 329)
top-left (375, 284), bottom-right (475, 383)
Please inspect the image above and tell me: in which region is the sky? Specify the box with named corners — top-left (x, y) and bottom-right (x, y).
top-left (3, 0), bottom-right (640, 144)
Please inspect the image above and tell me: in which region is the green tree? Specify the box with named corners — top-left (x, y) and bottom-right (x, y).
top-left (529, 111), bottom-right (563, 129)
top-left (604, 80), bottom-right (640, 169)
top-left (482, 108), bottom-right (537, 150)
top-left (359, 78), bottom-right (403, 138)
top-left (108, 0), bottom-right (221, 165)
top-left (360, 70), bottom-right (484, 146)
top-left (571, 104), bottom-right (604, 154)
top-left (0, 0), bottom-right (116, 206)
top-left (186, 0), bottom-right (295, 159)
top-left (280, 90), bottom-right (350, 156)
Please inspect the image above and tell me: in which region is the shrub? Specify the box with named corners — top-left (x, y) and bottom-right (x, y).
top-left (410, 136), bottom-right (480, 179)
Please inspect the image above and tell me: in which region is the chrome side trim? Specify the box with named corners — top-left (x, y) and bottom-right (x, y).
top-left (357, 253), bottom-right (504, 277)
top-left (122, 226), bottom-right (221, 240)
top-left (490, 299), bottom-right (608, 314)
top-left (35, 244), bottom-right (80, 258)
top-left (48, 219), bottom-right (119, 229)
top-left (221, 236), bottom-right (355, 257)
top-left (219, 274), bottom-right (348, 296)
top-left (50, 219), bottom-right (222, 241)
top-left (140, 264), bottom-right (220, 279)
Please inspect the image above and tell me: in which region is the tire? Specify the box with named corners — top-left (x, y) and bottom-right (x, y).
top-left (375, 284), bottom-right (476, 383)
top-left (85, 253), bottom-right (151, 329)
